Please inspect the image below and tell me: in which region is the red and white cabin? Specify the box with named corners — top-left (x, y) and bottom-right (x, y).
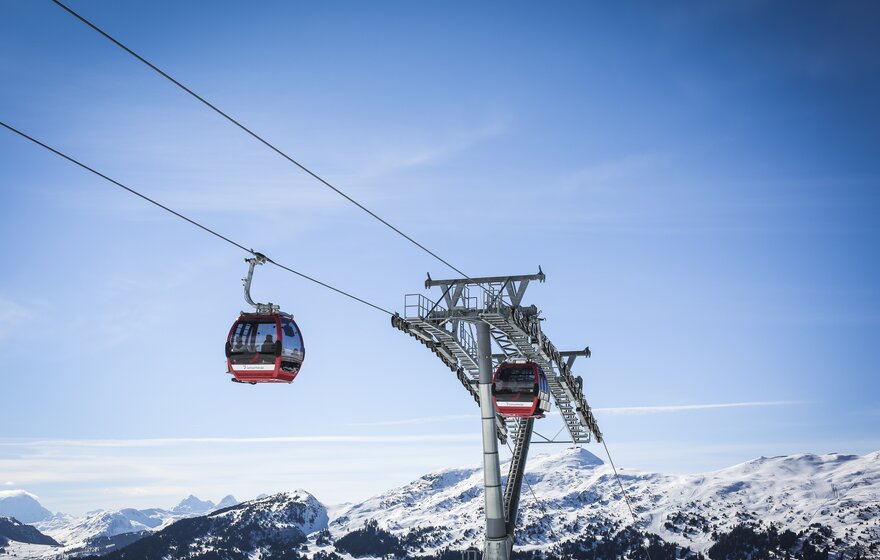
top-left (225, 312), bottom-right (304, 384)
top-left (492, 361), bottom-right (551, 418)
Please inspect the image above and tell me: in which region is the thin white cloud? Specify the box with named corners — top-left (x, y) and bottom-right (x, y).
top-left (347, 414), bottom-right (474, 427)
top-left (0, 298), bottom-right (33, 338)
top-left (0, 433), bottom-right (476, 449)
top-left (593, 400), bottom-right (806, 416)
top-left (97, 485), bottom-right (194, 498)
top-left (356, 119), bottom-right (509, 180)
top-left (0, 436), bottom-right (483, 514)
top-left (0, 490), bottom-right (38, 499)
top-left (343, 401), bottom-right (806, 427)
top-left (558, 152), bottom-right (670, 194)
top-left (65, 118), bottom-right (510, 224)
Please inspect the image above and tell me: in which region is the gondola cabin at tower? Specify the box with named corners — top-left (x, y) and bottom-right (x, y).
top-left (226, 312), bottom-right (304, 383)
top-left (492, 360), bottom-right (551, 418)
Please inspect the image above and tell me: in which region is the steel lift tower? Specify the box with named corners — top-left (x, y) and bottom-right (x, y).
top-left (392, 270), bottom-right (603, 560)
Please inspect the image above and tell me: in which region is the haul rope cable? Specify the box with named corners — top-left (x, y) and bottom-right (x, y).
top-left (504, 440), bottom-right (562, 548)
top-left (602, 439), bottom-right (654, 560)
top-left (505, 438), bottom-right (654, 560)
top-left (0, 120), bottom-right (393, 317)
top-left (50, 0), bottom-right (534, 308)
top-left (50, 0), bottom-right (472, 282)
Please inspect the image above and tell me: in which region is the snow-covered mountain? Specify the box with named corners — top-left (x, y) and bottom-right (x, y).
top-left (171, 494), bottom-right (215, 515)
top-left (4, 449), bottom-right (879, 559)
top-left (35, 507), bottom-right (175, 547)
top-left (0, 517), bottom-right (58, 546)
top-left (31, 494), bottom-right (241, 550)
top-left (94, 490), bottom-right (327, 559)
top-left (0, 491), bottom-right (53, 524)
top-left (328, 448), bottom-right (880, 557)
top-left (215, 495), bottom-right (239, 510)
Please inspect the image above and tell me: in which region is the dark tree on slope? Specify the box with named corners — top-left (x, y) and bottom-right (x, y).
top-left (403, 528), bottom-right (700, 560)
top-left (315, 528), bottom-right (333, 546)
top-left (78, 510), bottom-right (307, 560)
top-left (334, 519), bottom-right (404, 557)
top-left (312, 552), bottom-right (344, 560)
top-left (709, 523), bottom-right (780, 560)
top-left (800, 541), bottom-right (830, 560)
top-left (707, 523), bottom-right (845, 560)
top-left (551, 527), bottom-right (687, 560)
top-left (0, 516), bottom-right (60, 546)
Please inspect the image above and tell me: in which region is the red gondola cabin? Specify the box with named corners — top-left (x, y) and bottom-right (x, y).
top-left (225, 312), bottom-right (304, 383)
top-left (492, 361), bottom-right (551, 418)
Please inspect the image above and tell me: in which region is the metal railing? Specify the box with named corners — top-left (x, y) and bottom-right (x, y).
top-left (456, 286), bottom-right (479, 310)
top-left (480, 283), bottom-right (507, 311)
top-left (404, 293), bottom-right (446, 319)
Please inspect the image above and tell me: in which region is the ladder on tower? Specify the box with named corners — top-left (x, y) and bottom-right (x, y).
top-left (503, 417), bottom-right (534, 536)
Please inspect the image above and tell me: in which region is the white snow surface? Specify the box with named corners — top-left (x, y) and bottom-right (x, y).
top-left (327, 447), bottom-right (880, 554)
top-left (5, 449), bottom-right (879, 558)
top-left (1, 541), bottom-right (59, 558)
top-left (210, 489), bottom-right (328, 535)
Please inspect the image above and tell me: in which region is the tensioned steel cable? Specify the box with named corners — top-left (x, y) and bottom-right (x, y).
top-left (602, 439), bottom-right (654, 560)
top-left (0, 120), bottom-right (394, 316)
top-left (50, 0), bottom-right (471, 281)
top-left (503, 437), bottom-right (652, 559)
top-left (504, 440), bottom-right (562, 547)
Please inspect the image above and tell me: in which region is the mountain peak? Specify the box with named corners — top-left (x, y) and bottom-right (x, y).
top-left (214, 495), bottom-right (238, 510)
top-left (0, 490), bottom-right (53, 524)
top-left (252, 490), bottom-right (320, 509)
top-left (562, 446), bottom-right (604, 464)
top-left (528, 446), bottom-right (604, 470)
top-left (171, 495), bottom-right (215, 515)
top-left (78, 489), bottom-right (329, 559)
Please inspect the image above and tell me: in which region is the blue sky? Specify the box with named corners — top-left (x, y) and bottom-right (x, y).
top-left (1, 1), bottom-right (878, 516)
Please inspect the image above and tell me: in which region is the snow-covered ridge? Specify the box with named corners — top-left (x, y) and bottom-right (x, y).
top-left (5, 449), bottom-right (879, 558)
top-left (210, 490), bottom-right (328, 535)
top-left (32, 493), bottom-right (239, 548)
top-left (329, 447), bottom-right (880, 554)
top-left (2, 491), bottom-right (325, 558)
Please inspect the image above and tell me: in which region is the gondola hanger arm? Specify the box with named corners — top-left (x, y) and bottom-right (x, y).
top-left (242, 253), bottom-right (279, 314)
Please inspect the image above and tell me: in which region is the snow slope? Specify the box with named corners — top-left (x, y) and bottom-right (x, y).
top-left (329, 447), bottom-right (880, 555)
top-left (6, 449), bottom-right (879, 558)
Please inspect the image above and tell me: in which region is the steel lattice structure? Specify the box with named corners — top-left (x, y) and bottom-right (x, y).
top-left (392, 270), bottom-right (602, 560)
